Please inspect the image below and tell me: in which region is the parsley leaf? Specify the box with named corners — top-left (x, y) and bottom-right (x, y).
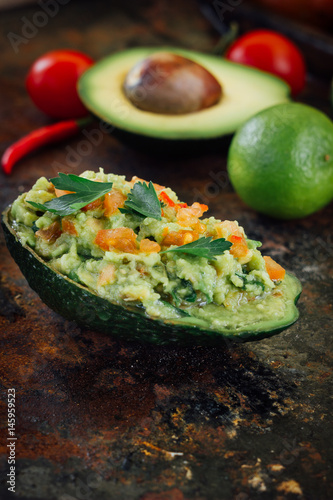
top-left (235, 272), bottom-right (265, 291)
top-left (161, 237), bottom-right (232, 260)
top-left (27, 173), bottom-right (113, 216)
top-left (119, 181), bottom-right (162, 220)
top-left (160, 300), bottom-right (192, 317)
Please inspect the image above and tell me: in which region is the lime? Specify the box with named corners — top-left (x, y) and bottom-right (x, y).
top-left (227, 103), bottom-right (333, 219)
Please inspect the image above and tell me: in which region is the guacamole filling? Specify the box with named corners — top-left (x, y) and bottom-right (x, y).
top-left (9, 169), bottom-right (293, 332)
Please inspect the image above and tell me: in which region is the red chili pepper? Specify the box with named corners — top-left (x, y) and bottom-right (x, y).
top-left (159, 191), bottom-right (176, 208)
top-left (1, 116), bottom-right (92, 175)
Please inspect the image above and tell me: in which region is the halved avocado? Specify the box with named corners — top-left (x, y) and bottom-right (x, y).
top-left (78, 47), bottom-right (290, 143)
top-left (2, 206), bottom-right (301, 346)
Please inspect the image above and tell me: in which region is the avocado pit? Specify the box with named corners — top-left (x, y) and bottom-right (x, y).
top-left (123, 52), bottom-right (222, 115)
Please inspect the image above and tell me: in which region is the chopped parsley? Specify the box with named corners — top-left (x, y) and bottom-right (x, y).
top-left (27, 173), bottom-right (113, 216)
top-left (161, 236), bottom-right (232, 260)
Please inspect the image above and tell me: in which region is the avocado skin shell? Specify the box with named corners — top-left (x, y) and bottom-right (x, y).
top-left (2, 207), bottom-right (301, 346)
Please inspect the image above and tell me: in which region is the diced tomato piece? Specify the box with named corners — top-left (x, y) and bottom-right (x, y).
top-left (104, 189), bottom-right (127, 217)
top-left (161, 230), bottom-right (198, 247)
top-left (176, 202), bottom-right (188, 209)
top-left (62, 217), bottom-right (78, 236)
top-left (197, 202), bottom-right (209, 215)
top-left (98, 264), bottom-right (116, 286)
top-left (153, 182), bottom-right (166, 192)
top-left (188, 202), bottom-right (208, 217)
top-left (36, 221), bottom-right (62, 243)
top-left (228, 234), bottom-right (249, 260)
top-left (177, 202), bottom-right (208, 228)
top-left (162, 231), bottom-right (183, 247)
top-left (130, 176), bottom-right (165, 192)
top-left (194, 221), bottom-right (207, 234)
top-left (264, 256), bottom-right (286, 281)
top-left (184, 231), bottom-right (199, 244)
top-left (159, 191), bottom-right (176, 208)
top-left (229, 235), bottom-right (242, 243)
top-left (139, 239), bottom-right (161, 253)
top-left (95, 227), bottom-right (137, 253)
top-left (215, 220), bottom-right (240, 239)
top-left (81, 198), bottom-right (102, 212)
top-left (55, 188), bottom-right (73, 197)
top-left (177, 208), bottom-right (199, 227)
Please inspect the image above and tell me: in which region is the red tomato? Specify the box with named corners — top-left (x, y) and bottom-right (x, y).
top-left (225, 30), bottom-right (306, 96)
top-left (26, 50), bottom-right (94, 119)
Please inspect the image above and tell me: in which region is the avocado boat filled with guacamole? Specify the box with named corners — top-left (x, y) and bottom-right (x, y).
top-left (2, 170), bottom-right (301, 345)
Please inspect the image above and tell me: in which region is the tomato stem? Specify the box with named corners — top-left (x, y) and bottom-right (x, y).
top-left (212, 22), bottom-right (239, 56)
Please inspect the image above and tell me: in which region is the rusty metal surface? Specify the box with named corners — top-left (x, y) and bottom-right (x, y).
top-left (0, 1), bottom-right (332, 499)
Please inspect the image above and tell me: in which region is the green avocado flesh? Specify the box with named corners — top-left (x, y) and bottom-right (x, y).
top-left (2, 172), bottom-right (301, 346)
top-left (78, 47), bottom-right (290, 140)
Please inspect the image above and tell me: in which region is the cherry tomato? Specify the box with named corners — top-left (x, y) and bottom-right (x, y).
top-left (225, 30), bottom-right (306, 96)
top-left (26, 49), bottom-right (94, 119)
